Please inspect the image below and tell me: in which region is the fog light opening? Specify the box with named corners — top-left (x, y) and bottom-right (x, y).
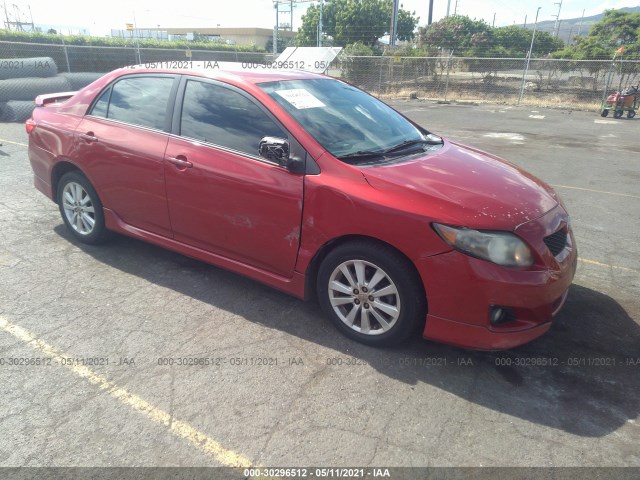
top-left (489, 305), bottom-right (516, 326)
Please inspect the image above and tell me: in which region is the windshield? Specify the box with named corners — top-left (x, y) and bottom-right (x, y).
top-left (258, 78), bottom-right (434, 161)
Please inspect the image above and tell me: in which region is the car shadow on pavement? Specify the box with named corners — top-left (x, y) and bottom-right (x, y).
top-left (56, 227), bottom-right (640, 439)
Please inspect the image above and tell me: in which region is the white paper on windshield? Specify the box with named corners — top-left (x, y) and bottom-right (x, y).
top-left (275, 89), bottom-right (325, 109)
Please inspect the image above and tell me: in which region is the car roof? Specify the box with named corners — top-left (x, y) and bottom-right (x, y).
top-left (121, 61), bottom-right (324, 86)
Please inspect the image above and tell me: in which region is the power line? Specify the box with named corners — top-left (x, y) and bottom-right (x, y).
top-left (552, 0), bottom-right (563, 37)
top-left (2, 0), bottom-right (34, 31)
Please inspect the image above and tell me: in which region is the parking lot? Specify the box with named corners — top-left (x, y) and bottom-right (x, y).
top-left (0, 102), bottom-right (638, 472)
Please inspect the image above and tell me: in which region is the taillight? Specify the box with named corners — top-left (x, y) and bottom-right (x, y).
top-left (25, 118), bottom-right (36, 135)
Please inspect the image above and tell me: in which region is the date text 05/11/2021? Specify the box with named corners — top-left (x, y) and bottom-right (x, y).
top-left (243, 468), bottom-right (391, 478)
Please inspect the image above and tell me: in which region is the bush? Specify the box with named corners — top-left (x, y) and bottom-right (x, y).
top-left (0, 30), bottom-right (266, 52)
top-left (340, 42), bottom-right (377, 86)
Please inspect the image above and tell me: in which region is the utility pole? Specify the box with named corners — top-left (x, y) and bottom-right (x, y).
top-left (552, 0), bottom-right (563, 37)
top-left (519, 6), bottom-right (541, 105)
top-left (523, 14), bottom-right (527, 28)
top-left (492, 12), bottom-right (496, 27)
top-left (556, 19), bottom-right (562, 39)
top-left (389, 0), bottom-right (399, 46)
top-left (3, 1), bottom-right (10, 30)
top-left (318, 0), bottom-right (324, 47)
top-left (576, 9), bottom-right (585, 38)
top-left (132, 10), bottom-right (141, 64)
top-left (446, 0), bottom-right (451, 17)
top-left (393, 0), bottom-right (399, 43)
top-left (273, 1), bottom-right (278, 55)
top-left (428, 0), bottom-right (434, 25)
top-left (454, 0), bottom-right (459, 15)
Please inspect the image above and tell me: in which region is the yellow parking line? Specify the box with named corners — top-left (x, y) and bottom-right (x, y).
top-left (578, 258), bottom-right (637, 273)
top-left (0, 315), bottom-right (254, 468)
top-left (552, 184), bottom-right (640, 200)
top-left (0, 138), bottom-right (28, 147)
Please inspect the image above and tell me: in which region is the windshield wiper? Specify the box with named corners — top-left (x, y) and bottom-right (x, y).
top-left (382, 135), bottom-right (443, 154)
top-left (337, 135), bottom-right (443, 163)
top-left (336, 150), bottom-right (385, 162)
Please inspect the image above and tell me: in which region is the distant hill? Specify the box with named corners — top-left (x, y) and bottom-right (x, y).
top-left (522, 6), bottom-right (640, 44)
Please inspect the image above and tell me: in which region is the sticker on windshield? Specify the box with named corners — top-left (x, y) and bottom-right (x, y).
top-left (275, 89), bottom-right (326, 109)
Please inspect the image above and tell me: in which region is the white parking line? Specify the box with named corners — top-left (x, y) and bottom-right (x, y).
top-left (578, 258), bottom-right (637, 273)
top-left (551, 184), bottom-right (640, 200)
top-left (483, 133), bottom-right (525, 144)
top-left (0, 315), bottom-right (255, 468)
top-left (0, 138), bottom-right (28, 147)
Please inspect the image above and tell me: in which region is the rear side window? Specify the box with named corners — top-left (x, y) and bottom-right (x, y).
top-left (180, 80), bottom-right (285, 157)
top-left (90, 88), bottom-right (111, 118)
top-left (93, 76), bottom-right (174, 130)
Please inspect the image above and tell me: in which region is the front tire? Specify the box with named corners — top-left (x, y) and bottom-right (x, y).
top-left (317, 241), bottom-right (426, 346)
top-left (57, 171), bottom-right (110, 244)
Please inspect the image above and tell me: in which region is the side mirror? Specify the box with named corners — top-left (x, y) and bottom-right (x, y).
top-left (259, 137), bottom-right (290, 166)
top-left (259, 136), bottom-right (306, 174)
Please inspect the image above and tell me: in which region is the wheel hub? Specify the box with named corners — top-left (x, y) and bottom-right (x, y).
top-left (62, 181), bottom-right (95, 236)
top-left (327, 259), bottom-right (401, 336)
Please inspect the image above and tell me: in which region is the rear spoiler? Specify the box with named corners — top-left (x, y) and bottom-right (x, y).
top-left (34, 91), bottom-right (78, 107)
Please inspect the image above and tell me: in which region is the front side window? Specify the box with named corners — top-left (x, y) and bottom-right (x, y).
top-left (180, 80), bottom-right (285, 157)
top-left (101, 76), bottom-right (174, 130)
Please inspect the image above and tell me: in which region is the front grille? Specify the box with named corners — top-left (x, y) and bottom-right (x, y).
top-left (544, 229), bottom-right (567, 257)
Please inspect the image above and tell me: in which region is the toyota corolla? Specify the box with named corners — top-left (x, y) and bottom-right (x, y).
top-left (26, 63), bottom-right (577, 349)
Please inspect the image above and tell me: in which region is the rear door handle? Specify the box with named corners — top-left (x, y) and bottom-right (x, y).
top-left (79, 132), bottom-right (98, 143)
top-left (167, 156), bottom-right (193, 169)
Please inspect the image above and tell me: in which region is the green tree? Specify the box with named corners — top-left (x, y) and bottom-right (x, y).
top-left (553, 9), bottom-right (640, 89)
top-left (419, 15), bottom-right (492, 55)
top-left (589, 9), bottom-right (640, 48)
top-left (493, 26), bottom-right (563, 57)
top-left (396, 9), bottom-right (419, 42)
top-left (295, 0), bottom-right (419, 48)
top-left (419, 16), bottom-right (563, 57)
top-left (295, 4), bottom-right (321, 46)
top-left (556, 9), bottom-right (640, 59)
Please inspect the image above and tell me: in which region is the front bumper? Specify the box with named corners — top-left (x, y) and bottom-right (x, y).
top-left (419, 205), bottom-right (577, 350)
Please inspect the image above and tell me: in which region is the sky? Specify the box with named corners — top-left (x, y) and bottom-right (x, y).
top-left (6, 0), bottom-right (639, 36)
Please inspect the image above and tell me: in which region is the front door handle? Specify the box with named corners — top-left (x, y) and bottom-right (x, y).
top-left (79, 132), bottom-right (98, 143)
top-left (167, 156), bottom-right (193, 169)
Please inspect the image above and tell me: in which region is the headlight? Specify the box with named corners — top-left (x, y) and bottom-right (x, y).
top-left (433, 223), bottom-right (533, 268)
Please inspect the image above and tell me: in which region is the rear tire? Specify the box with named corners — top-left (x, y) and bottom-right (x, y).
top-left (613, 110), bottom-right (623, 119)
top-left (317, 240), bottom-right (426, 347)
top-left (628, 110), bottom-right (636, 119)
top-left (57, 171), bottom-right (110, 244)
top-left (600, 109), bottom-right (609, 117)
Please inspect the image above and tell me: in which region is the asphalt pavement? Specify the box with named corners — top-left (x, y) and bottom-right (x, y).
top-left (0, 102), bottom-right (638, 473)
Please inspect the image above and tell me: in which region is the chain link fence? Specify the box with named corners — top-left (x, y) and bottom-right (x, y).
top-left (0, 40), bottom-right (273, 121)
top-left (330, 56), bottom-right (640, 110)
top-left (1, 40), bottom-right (639, 121)
top-left (0, 40), bottom-right (271, 72)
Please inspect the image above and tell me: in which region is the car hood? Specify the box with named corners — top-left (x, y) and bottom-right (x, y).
top-left (361, 139), bottom-right (558, 230)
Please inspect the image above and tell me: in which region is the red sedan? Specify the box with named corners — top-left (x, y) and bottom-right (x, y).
top-left (26, 64), bottom-right (577, 350)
